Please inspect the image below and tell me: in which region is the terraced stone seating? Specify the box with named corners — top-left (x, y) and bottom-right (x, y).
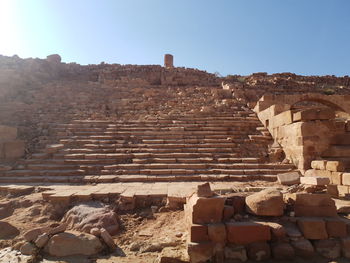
top-left (0, 111), bottom-right (295, 184)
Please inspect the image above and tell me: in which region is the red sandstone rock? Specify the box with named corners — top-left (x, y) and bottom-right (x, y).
top-left (226, 222), bottom-right (271, 245)
top-left (292, 193), bottom-right (337, 217)
top-left (189, 224), bottom-right (209, 243)
top-left (297, 218), bottom-right (328, 240)
top-left (223, 205), bottom-right (234, 221)
top-left (245, 189), bottom-right (284, 216)
top-left (325, 218), bottom-right (347, 238)
top-left (259, 222), bottom-right (286, 240)
top-left (196, 182), bottom-right (213, 198)
top-left (291, 239), bottom-right (315, 258)
top-left (229, 195), bottom-right (245, 214)
top-left (185, 194), bottom-right (225, 224)
top-left (0, 221), bottom-right (19, 239)
top-left (207, 223), bottom-right (226, 245)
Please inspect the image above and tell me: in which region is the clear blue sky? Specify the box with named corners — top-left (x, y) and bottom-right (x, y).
top-left (0, 0), bottom-right (349, 76)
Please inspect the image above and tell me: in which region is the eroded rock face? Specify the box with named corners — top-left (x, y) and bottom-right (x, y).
top-left (44, 231), bottom-right (103, 257)
top-left (245, 189), bottom-right (284, 216)
top-left (0, 221), bottom-right (19, 239)
top-left (61, 202), bottom-right (119, 235)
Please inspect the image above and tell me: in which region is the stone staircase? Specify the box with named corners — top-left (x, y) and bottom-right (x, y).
top-left (0, 110), bottom-right (295, 184)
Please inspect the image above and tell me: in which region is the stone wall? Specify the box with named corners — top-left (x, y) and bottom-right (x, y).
top-left (185, 184), bottom-right (350, 262)
top-left (253, 94), bottom-right (350, 172)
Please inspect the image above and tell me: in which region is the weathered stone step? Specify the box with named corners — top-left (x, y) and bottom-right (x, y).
top-left (248, 135), bottom-right (272, 141)
top-left (53, 152), bottom-right (241, 159)
top-left (58, 147), bottom-right (242, 154)
top-left (103, 163), bottom-right (294, 170)
top-left (26, 164), bottom-right (79, 170)
top-left (0, 176), bottom-right (85, 184)
top-left (0, 169), bottom-right (85, 177)
top-left (54, 123), bottom-right (260, 132)
top-left (58, 134), bottom-right (251, 140)
top-left (100, 168), bottom-right (292, 175)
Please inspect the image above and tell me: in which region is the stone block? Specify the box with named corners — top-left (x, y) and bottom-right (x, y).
top-left (304, 169), bottom-right (331, 178)
top-left (294, 205), bottom-right (337, 217)
top-left (3, 140), bottom-right (25, 159)
top-left (208, 223), bottom-right (226, 244)
top-left (226, 222), bottom-right (271, 245)
top-left (294, 193), bottom-right (335, 207)
top-left (246, 242), bottom-right (271, 261)
top-left (291, 239), bottom-right (315, 258)
top-left (245, 189), bottom-right (284, 216)
top-left (327, 184), bottom-right (339, 197)
top-left (187, 242), bottom-right (214, 263)
top-left (259, 222), bottom-right (286, 240)
top-left (230, 195), bottom-right (245, 214)
top-left (300, 176), bottom-right (330, 186)
top-left (314, 239), bottom-right (341, 259)
top-left (331, 172), bottom-right (343, 185)
top-left (270, 110), bottom-right (292, 129)
top-left (326, 161), bottom-right (345, 172)
top-left (293, 108), bottom-right (335, 122)
top-left (311, 160), bottom-right (327, 170)
top-left (185, 194), bottom-right (225, 224)
top-left (189, 224), bottom-right (209, 243)
top-left (342, 173), bottom-right (350, 186)
top-left (223, 205), bottom-right (234, 221)
top-left (337, 185), bottom-right (350, 198)
top-left (325, 218), bottom-right (347, 238)
top-left (224, 245), bottom-right (247, 262)
top-left (340, 237), bottom-right (350, 258)
top-left (196, 183), bottom-right (213, 198)
top-left (277, 171), bottom-right (300, 185)
top-left (297, 218), bottom-right (328, 240)
top-left (271, 242), bottom-right (295, 260)
top-left (0, 125), bottom-right (17, 142)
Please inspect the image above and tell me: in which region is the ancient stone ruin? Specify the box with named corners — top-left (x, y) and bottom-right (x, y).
top-left (0, 53), bottom-right (350, 262)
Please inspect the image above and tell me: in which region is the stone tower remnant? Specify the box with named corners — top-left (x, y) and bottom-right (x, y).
top-left (164, 54), bottom-right (174, 68)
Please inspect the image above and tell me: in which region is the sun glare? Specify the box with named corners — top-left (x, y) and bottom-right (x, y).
top-left (0, 0), bottom-right (24, 56)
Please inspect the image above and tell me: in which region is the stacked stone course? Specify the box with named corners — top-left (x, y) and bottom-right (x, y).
top-left (185, 184), bottom-right (350, 262)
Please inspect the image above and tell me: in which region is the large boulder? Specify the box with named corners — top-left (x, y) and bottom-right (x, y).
top-left (245, 189), bottom-right (284, 216)
top-left (61, 202), bottom-right (119, 235)
top-left (0, 221), bottom-right (19, 239)
top-left (44, 231), bottom-right (103, 257)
